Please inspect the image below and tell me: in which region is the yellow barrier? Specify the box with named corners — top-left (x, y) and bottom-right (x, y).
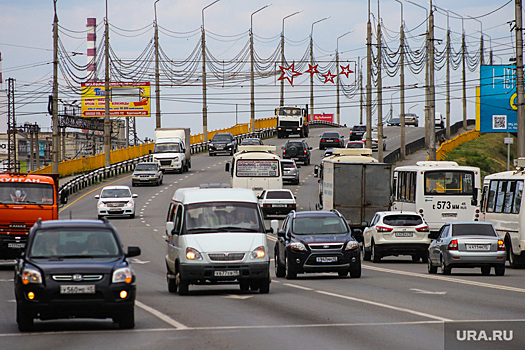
top-left (427, 130), bottom-right (481, 161)
top-left (31, 117), bottom-right (277, 177)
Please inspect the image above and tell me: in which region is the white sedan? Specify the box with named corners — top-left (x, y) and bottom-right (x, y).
top-left (257, 189), bottom-right (296, 218)
top-left (95, 185), bottom-right (137, 219)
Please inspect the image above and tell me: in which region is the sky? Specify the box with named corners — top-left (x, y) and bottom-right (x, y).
top-left (0, 0), bottom-right (518, 141)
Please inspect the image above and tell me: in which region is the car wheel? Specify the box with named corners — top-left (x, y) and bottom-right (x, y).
top-left (494, 264), bottom-right (505, 276)
top-left (363, 245), bottom-right (371, 261)
top-left (441, 257), bottom-right (451, 275)
top-left (275, 251), bottom-right (285, 278)
top-left (259, 273), bottom-right (270, 294)
top-left (239, 280), bottom-right (250, 291)
top-left (130, 213), bottom-right (135, 219)
top-left (506, 238), bottom-right (525, 268)
top-left (427, 256), bottom-right (438, 274)
top-left (412, 255), bottom-right (420, 262)
top-left (350, 259), bottom-right (362, 278)
top-left (167, 266), bottom-right (177, 293)
top-left (371, 242), bottom-right (381, 263)
top-left (481, 266), bottom-right (491, 276)
top-left (338, 270), bottom-right (348, 277)
top-left (178, 278), bottom-right (189, 295)
top-left (249, 280), bottom-right (261, 291)
top-left (16, 304), bottom-right (34, 332)
top-left (98, 215), bottom-right (103, 220)
top-left (285, 256), bottom-right (296, 279)
top-left (116, 305), bottom-right (135, 329)
top-left (420, 254), bottom-right (429, 263)
top-left (132, 182), bottom-right (136, 187)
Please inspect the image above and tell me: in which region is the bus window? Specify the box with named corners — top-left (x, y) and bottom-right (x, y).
top-left (424, 171), bottom-right (474, 196)
top-left (503, 181), bottom-right (516, 213)
top-left (513, 181), bottom-right (523, 214)
top-left (486, 181), bottom-right (497, 212)
top-left (494, 181), bottom-right (507, 213)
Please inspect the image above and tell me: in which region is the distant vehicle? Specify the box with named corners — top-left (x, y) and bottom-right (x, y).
top-left (363, 131), bottom-right (386, 151)
top-left (363, 211), bottom-right (430, 263)
top-left (349, 124), bottom-right (367, 141)
top-left (258, 189), bottom-right (297, 217)
top-left (435, 112), bottom-right (445, 129)
top-left (428, 221), bottom-right (506, 276)
top-left (95, 185), bottom-right (137, 219)
top-left (153, 128), bottom-right (191, 173)
top-left (14, 219), bottom-right (141, 331)
top-left (404, 113), bottom-right (419, 127)
top-left (281, 159), bottom-right (300, 185)
top-left (387, 117), bottom-right (401, 126)
top-left (273, 210), bottom-right (361, 279)
top-left (346, 141), bottom-right (365, 149)
top-left (282, 140), bottom-right (312, 165)
top-left (240, 138), bottom-right (263, 145)
top-left (131, 162), bottom-right (163, 186)
top-left (209, 132), bottom-right (238, 156)
top-left (319, 131), bottom-right (344, 150)
top-left (275, 105), bottom-right (309, 138)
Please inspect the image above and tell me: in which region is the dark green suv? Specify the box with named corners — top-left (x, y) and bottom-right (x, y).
top-left (282, 140), bottom-right (312, 165)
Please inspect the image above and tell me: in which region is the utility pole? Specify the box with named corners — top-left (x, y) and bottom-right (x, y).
top-left (366, 0), bottom-right (372, 149)
top-left (251, 4), bottom-right (270, 134)
top-left (377, 0), bottom-right (384, 162)
top-left (154, 0), bottom-right (161, 129)
top-left (7, 78), bottom-right (17, 172)
top-left (395, 0), bottom-right (406, 159)
top-left (310, 17), bottom-right (329, 126)
top-left (336, 31), bottom-right (352, 126)
top-left (428, 1), bottom-right (436, 161)
top-left (359, 57), bottom-right (364, 124)
top-left (104, 0), bottom-right (111, 168)
top-left (280, 11), bottom-right (301, 108)
top-left (516, 0), bottom-right (525, 157)
top-left (52, 0), bottom-right (59, 173)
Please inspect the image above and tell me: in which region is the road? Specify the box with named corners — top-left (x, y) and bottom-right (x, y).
top-left (1, 126), bottom-right (524, 350)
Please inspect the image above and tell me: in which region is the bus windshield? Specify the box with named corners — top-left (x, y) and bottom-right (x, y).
top-left (424, 170), bottom-right (474, 195)
top-left (0, 183), bottom-right (55, 205)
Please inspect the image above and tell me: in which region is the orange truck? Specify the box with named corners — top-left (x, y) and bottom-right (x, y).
top-left (0, 173), bottom-right (64, 259)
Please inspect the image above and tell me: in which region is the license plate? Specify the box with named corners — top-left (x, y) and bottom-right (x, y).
top-left (8, 243), bottom-right (25, 249)
top-left (316, 256), bottom-right (337, 263)
top-left (442, 213), bottom-right (458, 217)
top-left (395, 232), bottom-right (413, 237)
top-left (466, 244), bottom-right (490, 251)
top-left (273, 204), bottom-right (287, 207)
top-left (109, 208), bottom-right (122, 212)
top-left (214, 270), bottom-right (240, 277)
top-left (60, 285), bottom-right (95, 294)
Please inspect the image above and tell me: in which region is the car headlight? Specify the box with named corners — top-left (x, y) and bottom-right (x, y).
top-left (345, 241), bottom-right (359, 250)
top-left (227, 143), bottom-right (233, 147)
top-left (290, 242), bottom-right (307, 251)
top-left (186, 247), bottom-right (203, 260)
top-left (126, 202), bottom-right (133, 207)
top-left (21, 268), bottom-right (42, 285)
top-left (112, 267), bottom-right (133, 284)
top-left (98, 202), bottom-right (106, 208)
top-left (251, 246), bottom-right (266, 259)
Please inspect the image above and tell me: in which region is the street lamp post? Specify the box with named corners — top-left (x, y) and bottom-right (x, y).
top-left (154, 0), bottom-right (161, 130)
top-left (251, 4), bottom-right (271, 133)
top-left (447, 8), bottom-right (467, 130)
top-left (336, 30), bottom-right (352, 126)
top-left (310, 16), bottom-right (330, 124)
top-left (280, 11), bottom-right (301, 108)
top-left (104, 0), bottom-right (111, 167)
top-left (395, 0), bottom-right (406, 159)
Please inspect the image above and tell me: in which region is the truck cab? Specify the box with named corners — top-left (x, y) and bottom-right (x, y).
top-left (153, 128), bottom-right (191, 173)
top-left (275, 106), bottom-right (309, 139)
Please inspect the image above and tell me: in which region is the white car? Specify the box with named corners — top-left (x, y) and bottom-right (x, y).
top-left (362, 211), bottom-right (430, 263)
top-left (362, 131), bottom-right (386, 151)
top-left (95, 185), bottom-right (137, 219)
top-left (258, 189), bottom-right (297, 218)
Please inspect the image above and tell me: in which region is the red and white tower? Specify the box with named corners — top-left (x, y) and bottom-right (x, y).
top-left (87, 18), bottom-right (97, 82)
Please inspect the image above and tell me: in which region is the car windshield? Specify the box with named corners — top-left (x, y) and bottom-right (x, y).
top-left (212, 134), bottom-right (232, 142)
top-left (153, 143), bottom-right (181, 153)
top-left (185, 202), bottom-right (263, 233)
top-left (383, 214), bottom-right (423, 226)
top-left (347, 142), bottom-right (364, 148)
top-left (29, 228), bottom-right (119, 258)
top-left (322, 133), bottom-right (339, 138)
top-left (292, 216), bottom-right (348, 235)
top-left (352, 125), bottom-right (366, 131)
top-left (286, 142), bottom-right (303, 148)
top-left (101, 188), bottom-right (131, 198)
top-left (135, 164), bottom-right (158, 171)
top-left (389, 118), bottom-right (401, 123)
top-left (266, 191), bottom-right (293, 199)
top-left (281, 162), bottom-right (295, 169)
top-left (452, 224), bottom-right (497, 237)
top-left (241, 139), bottom-right (262, 145)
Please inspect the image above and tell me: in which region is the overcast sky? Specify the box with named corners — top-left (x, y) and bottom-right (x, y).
top-left (0, 0), bottom-right (517, 140)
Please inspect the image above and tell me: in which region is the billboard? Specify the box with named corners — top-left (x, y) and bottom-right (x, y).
top-left (479, 65), bottom-right (518, 133)
top-left (312, 113), bottom-right (334, 122)
top-left (81, 82), bottom-right (150, 118)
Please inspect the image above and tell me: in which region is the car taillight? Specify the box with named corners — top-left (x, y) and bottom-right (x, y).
top-left (416, 225), bottom-right (429, 232)
top-left (376, 225), bottom-right (393, 232)
top-left (321, 139), bottom-right (325, 142)
top-left (263, 204), bottom-right (271, 207)
top-left (304, 149), bottom-right (307, 154)
top-left (448, 239), bottom-right (458, 250)
top-left (283, 149), bottom-right (286, 154)
top-left (287, 204), bottom-right (296, 208)
top-left (335, 139), bottom-right (340, 143)
top-left (498, 240), bottom-right (506, 251)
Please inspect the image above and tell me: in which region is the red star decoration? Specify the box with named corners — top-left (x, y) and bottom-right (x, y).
top-left (322, 70), bottom-right (337, 84)
top-left (339, 64), bottom-right (354, 78)
top-left (305, 64), bottom-right (319, 77)
top-left (278, 61), bottom-right (302, 86)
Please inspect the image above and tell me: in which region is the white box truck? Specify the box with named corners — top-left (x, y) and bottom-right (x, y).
top-left (153, 128), bottom-right (191, 173)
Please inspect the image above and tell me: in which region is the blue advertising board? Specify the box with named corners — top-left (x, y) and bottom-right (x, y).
top-left (479, 65), bottom-right (519, 133)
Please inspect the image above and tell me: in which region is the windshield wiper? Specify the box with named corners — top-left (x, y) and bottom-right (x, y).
top-left (186, 227), bottom-right (215, 233)
top-left (22, 201), bottom-right (44, 208)
top-left (214, 226), bottom-right (260, 232)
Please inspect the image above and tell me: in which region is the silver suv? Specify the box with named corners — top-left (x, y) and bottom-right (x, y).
top-left (131, 162), bottom-right (163, 186)
top-left (281, 159), bottom-right (300, 185)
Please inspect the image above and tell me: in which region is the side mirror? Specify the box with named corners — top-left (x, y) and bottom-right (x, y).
top-left (225, 163), bottom-right (230, 172)
top-left (277, 230), bottom-right (286, 238)
top-left (132, 194), bottom-right (138, 198)
top-left (361, 221), bottom-right (369, 227)
top-left (383, 136), bottom-right (387, 139)
top-left (126, 246), bottom-right (141, 258)
top-left (309, 147), bottom-right (313, 150)
top-left (95, 195), bottom-right (100, 199)
top-left (166, 222), bottom-right (175, 236)
top-left (60, 191), bottom-right (68, 205)
top-left (314, 165), bottom-right (319, 177)
top-left (281, 146), bottom-right (284, 150)
top-left (271, 220), bottom-right (279, 235)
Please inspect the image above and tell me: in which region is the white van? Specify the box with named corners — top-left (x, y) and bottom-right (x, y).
top-left (226, 145), bottom-right (282, 197)
top-left (164, 186), bottom-right (271, 295)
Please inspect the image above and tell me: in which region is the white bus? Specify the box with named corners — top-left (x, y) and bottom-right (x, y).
top-left (391, 161), bottom-right (481, 236)
top-left (480, 159), bottom-right (525, 268)
top-left (226, 145), bottom-right (282, 197)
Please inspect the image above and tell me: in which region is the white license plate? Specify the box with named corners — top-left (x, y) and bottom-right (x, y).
top-left (214, 270), bottom-right (240, 277)
top-left (316, 256), bottom-right (337, 263)
top-left (273, 204), bottom-right (287, 207)
top-left (60, 285), bottom-right (95, 294)
top-left (395, 232), bottom-right (413, 237)
top-left (466, 244), bottom-right (490, 251)
top-left (8, 243), bottom-right (25, 249)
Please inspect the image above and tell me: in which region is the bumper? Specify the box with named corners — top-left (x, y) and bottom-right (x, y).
top-left (374, 243), bottom-right (430, 256)
top-left (132, 177), bottom-right (160, 185)
top-left (287, 248), bottom-right (360, 274)
top-left (0, 235), bottom-right (28, 259)
top-left (283, 175), bottom-right (300, 183)
top-left (262, 206), bottom-right (296, 216)
top-left (98, 208), bottom-right (134, 216)
top-left (179, 262), bottom-right (269, 282)
top-left (444, 251), bottom-right (507, 268)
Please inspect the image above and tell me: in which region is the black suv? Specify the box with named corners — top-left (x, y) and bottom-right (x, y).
top-left (319, 132), bottom-right (344, 150)
top-left (282, 140), bottom-right (312, 165)
top-left (349, 124), bottom-right (367, 141)
top-left (14, 219), bottom-right (141, 332)
top-left (274, 211), bottom-right (361, 279)
top-left (209, 133), bottom-right (238, 156)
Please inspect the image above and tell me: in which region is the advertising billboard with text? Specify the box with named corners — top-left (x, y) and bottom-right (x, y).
top-left (81, 82), bottom-right (150, 118)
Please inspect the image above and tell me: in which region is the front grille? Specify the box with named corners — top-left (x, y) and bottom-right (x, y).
top-left (280, 120), bottom-right (300, 127)
top-left (308, 243), bottom-right (344, 250)
top-left (208, 253), bottom-right (245, 261)
top-left (52, 274), bottom-right (103, 282)
top-left (104, 202), bottom-right (125, 207)
top-left (160, 160), bottom-right (172, 166)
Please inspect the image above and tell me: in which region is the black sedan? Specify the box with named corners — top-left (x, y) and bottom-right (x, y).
top-left (14, 219), bottom-right (141, 332)
top-left (273, 211), bottom-right (361, 279)
top-left (319, 132), bottom-right (344, 150)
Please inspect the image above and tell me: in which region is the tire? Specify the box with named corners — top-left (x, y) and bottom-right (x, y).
top-left (167, 267), bottom-right (177, 293)
top-left (130, 213), bottom-right (135, 219)
top-left (132, 182), bottom-right (136, 187)
top-left (287, 146), bottom-right (298, 158)
top-left (371, 242), bottom-right (381, 263)
top-left (259, 274), bottom-right (270, 294)
top-left (285, 256), bottom-right (296, 279)
top-left (421, 254), bottom-right (429, 264)
top-left (350, 259), bottom-right (362, 278)
top-left (239, 280), bottom-right (250, 291)
top-left (412, 255), bottom-right (420, 262)
top-left (178, 278), bottom-right (189, 296)
top-left (98, 215), bottom-right (103, 220)
top-left (427, 256), bottom-right (438, 274)
top-left (363, 245), bottom-right (371, 261)
top-left (441, 257), bottom-right (451, 275)
top-left (116, 305), bottom-right (135, 329)
top-left (507, 239), bottom-right (525, 268)
top-left (249, 280), bottom-right (261, 291)
top-left (481, 266), bottom-right (491, 276)
top-left (495, 264), bottom-right (505, 276)
top-left (16, 304), bottom-right (34, 332)
top-left (275, 251), bottom-right (285, 278)
top-left (338, 270), bottom-right (348, 277)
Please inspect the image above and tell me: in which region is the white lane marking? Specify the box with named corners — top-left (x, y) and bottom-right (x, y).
top-left (135, 300), bottom-right (189, 330)
top-left (283, 283), bottom-right (313, 291)
top-left (410, 288), bottom-right (447, 295)
top-left (363, 265), bottom-right (525, 294)
top-left (129, 258), bottom-right (150, 264)
top-left (0, 279), bottom-right (14, 282)
top-left (224, 295), bottom-right (253, 300)
top-left (267, 235), bottom-right (277, 242)
top-left (315, 290), bottom-right (451, 322)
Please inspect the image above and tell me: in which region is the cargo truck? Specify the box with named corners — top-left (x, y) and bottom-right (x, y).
top-left (153, 128), bottom-right (191, 173)
top-left (314, 149), bottom-right (392, 242)
top-left (275, 105), bottom-right (309, 139)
